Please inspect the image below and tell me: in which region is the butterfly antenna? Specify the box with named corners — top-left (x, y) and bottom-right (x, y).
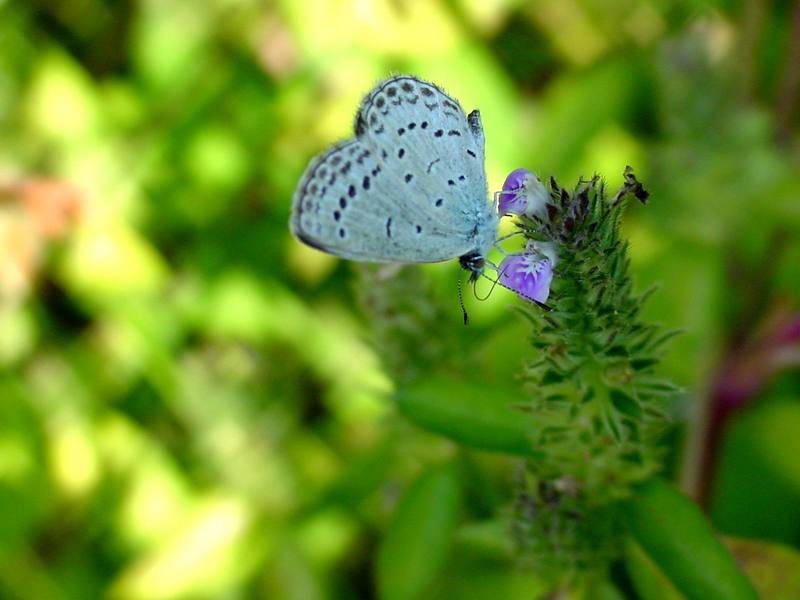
top-left (474, 267), bottom-right (506, 302)
top-left (457, 276), bottom-right (469, 325)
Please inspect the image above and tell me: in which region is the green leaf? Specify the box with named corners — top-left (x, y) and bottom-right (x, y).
top-left (711, 397), bottom-right (800, 542)
top-left (454, 519), bottom-right (514, 560)
top-left (609, 389), bottom-right (641, 419)
top-left (395, 379), bottom-right (540, 458)
top-left (622, 479), bottom-right (759, 600)
top-left (738, 398), bottom-right (800, 496)
top-left (376, 466), bottom-right (461, 600)
top-left (541, 369), bottom-right (565, 384)
top-left (630, 358), bottom-right (658, 371)
top-left (625, 538), bottom-right (684, 600)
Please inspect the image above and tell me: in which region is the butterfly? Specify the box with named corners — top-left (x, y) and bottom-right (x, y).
top-left (290, 75), bottom-right (499, 283)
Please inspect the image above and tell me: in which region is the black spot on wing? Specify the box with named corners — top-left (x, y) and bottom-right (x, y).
top-left (359, 76), bottom-right (466, 131)
top-left (354, 113), bottom-right (367, 136)
top-left (443, 99), bottom-right (459, 112)
top-left (297, 140), bottom-right (359, 206)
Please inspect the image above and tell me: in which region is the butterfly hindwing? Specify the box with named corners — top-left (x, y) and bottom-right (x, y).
top-left (291, 138), bottom-right (475, 263)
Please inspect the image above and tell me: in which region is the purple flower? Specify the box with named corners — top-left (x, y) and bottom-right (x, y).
top-left (498, 168), bottom-right (549, 218)
top-left (498, 168), bottom-right (530, 215)
top-left (498, 252), bottom-right (553, 303)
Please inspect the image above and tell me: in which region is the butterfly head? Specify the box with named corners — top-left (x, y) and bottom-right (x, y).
top-left (459, 251), bottom-right (486, 283)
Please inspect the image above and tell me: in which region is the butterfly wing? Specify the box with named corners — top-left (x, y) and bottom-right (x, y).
top-left (290, 75), bottom-right (495, 263)
top-left (354, 75), bottom-right (490, 233)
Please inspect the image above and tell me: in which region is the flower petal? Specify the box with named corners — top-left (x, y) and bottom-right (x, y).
top-left (498, 253), bottom-right (553, 303)
top-left (502, 168), bottom-right (531, 193)
top-left (498, 168), bottom-right (531, 216)
top-left (498, 168), bottom-right (549, 219)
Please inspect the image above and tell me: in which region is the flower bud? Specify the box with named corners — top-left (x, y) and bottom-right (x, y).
top-left (498, 168), bottom-right (549, 219)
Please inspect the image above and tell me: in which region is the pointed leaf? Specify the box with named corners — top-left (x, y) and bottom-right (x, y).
top-left (376, 466), bottom-right (461, 600)
top-left (395, 379), bottom-right (540, 458)
top-left (623, 479), bottom-right (758, 600)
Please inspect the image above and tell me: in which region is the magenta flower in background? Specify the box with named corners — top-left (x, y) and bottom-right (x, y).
top-left (498, 168), bottom-right (549, 218)
top-left (498, 252), bottom-right (553, 303)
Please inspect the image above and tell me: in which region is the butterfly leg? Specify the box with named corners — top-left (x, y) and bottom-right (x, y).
top-left (492, 230), bottom-right (525, 255)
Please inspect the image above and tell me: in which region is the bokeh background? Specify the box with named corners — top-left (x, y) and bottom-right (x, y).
top-left (2, 0), bottom-right (800, 598)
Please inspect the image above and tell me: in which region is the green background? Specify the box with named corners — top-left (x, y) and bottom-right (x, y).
top-left (1, 0), bottom-right (799, 598)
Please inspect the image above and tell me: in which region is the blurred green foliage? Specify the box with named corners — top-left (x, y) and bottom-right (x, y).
top-left (1, 0), bottom-right (800, 598)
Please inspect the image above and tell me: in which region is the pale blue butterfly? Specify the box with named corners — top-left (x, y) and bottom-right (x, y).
top-left (290, 75), bottom-right (499, 282)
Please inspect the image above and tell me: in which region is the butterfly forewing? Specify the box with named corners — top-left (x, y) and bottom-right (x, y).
top-left (355, 76), bottom-right (488, 234)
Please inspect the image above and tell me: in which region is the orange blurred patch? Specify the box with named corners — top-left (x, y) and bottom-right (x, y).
top-left (20, 178), bottom-right (83, 239)
top-left (0, 177), bottom-right (83, 298)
